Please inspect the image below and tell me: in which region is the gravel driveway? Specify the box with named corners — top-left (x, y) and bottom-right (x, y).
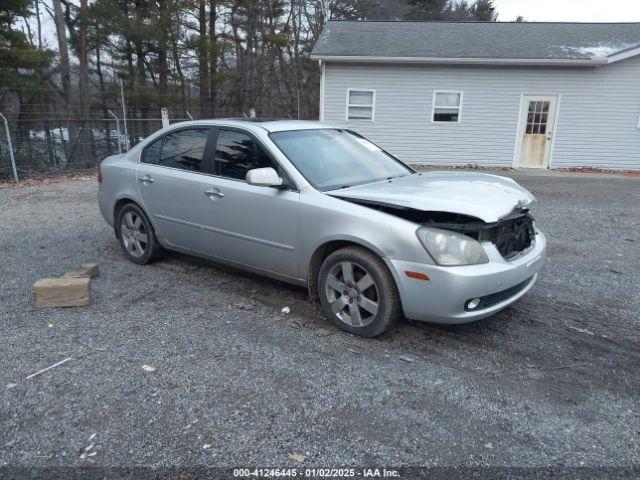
top-left (1, 171), bottom-right (639, 476)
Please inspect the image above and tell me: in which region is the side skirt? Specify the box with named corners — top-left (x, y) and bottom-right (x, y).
top-left (157, 241), bottom-right (307, 288)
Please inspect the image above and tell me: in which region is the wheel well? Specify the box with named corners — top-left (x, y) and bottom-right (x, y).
top-left (113, 198), bottom-right (142, 238)
top-left (307, 240), bottom-right (381, 302)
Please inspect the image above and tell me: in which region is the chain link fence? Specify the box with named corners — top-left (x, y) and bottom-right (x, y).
top-left (0, 112), bottom-right (192, 182)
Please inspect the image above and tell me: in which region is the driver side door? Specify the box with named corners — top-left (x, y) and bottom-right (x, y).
top-left (199, 128), bottom-right (300, 277)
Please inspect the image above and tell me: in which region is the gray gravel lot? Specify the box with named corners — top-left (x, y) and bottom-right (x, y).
top-left (1, 171), bottom-right (639, 472)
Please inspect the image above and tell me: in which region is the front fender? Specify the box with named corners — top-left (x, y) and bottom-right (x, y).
top-left (297, 190), bottom-right (434, 278)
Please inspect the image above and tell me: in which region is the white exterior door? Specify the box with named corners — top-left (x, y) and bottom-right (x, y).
top-left (516, 95), bottom-right (558, 168)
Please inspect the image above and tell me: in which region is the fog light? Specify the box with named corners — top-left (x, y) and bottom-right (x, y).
top-left (467, 298), bottom-right (481, 310)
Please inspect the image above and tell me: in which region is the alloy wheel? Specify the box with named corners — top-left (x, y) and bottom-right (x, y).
top-left (120, 211), bottom-right (148, 258)
top-left (324, 261), bottom-right (379, 327)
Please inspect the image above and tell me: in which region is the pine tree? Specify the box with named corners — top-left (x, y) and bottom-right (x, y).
top-left (471, 0), bottom-right (496, 21)
top-left (406, 0), bottom-right (497, 22)
top-left (406, 0), bottom-right (449, 20)
top-left (0, 0), bottom-right (52, 89)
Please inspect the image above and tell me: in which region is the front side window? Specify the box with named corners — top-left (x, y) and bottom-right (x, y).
top-left (214, 129), bottom-right (274, 180)
top-left (141, 128), bottom-right (209, 172)
top-left (270, 129), bottom-right (412, 191)
top-left (432, 91), bottom-right (462, 123)
top-left (347, 90), bottom-right (374, 120)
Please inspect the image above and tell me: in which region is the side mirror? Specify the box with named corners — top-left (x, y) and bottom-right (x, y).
top-left (245, 167), bottom-right (283, 187)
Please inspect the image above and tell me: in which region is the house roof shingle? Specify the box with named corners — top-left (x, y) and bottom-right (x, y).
top-left (310, 21), bottom-right (640, 64)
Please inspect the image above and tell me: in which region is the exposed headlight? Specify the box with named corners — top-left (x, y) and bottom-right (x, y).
top-left (416, 227), bottom-right (489, 266)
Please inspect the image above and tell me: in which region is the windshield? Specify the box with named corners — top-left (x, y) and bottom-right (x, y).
top-left (269, 129), bottom-right (413, 191)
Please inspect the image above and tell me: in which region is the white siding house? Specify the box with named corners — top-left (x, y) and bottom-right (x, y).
top-left (311, 21), bottom-right (640, 170)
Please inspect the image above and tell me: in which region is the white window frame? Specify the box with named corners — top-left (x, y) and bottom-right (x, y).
top-left (346, 89), bottom-right (376, 122)
top-left (431, 90), bottom-right (463, 124)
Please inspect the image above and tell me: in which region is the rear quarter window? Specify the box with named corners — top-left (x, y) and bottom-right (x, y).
top-left (141, 137), bottom-right (163, 165)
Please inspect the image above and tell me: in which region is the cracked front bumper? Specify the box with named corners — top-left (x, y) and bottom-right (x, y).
top-left (388, 232), bottom-right (546, 324)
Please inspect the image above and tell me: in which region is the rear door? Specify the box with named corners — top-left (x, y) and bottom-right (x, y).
top-left (136, 126), bottom-right (215, 252)
top-left (199, 127), bottom-right (300, 277)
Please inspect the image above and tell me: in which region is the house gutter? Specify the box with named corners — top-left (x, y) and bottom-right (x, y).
top-left (309, 55), bottom-right (611, 67)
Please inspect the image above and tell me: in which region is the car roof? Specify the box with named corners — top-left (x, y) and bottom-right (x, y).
top-left (168, 118), bottom-right (342, 133)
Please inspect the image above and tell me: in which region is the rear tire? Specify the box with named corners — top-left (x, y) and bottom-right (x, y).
top-left (318, 246), bottom-right (401, 337)
top-left (115, 203), bottom-right (161, 265)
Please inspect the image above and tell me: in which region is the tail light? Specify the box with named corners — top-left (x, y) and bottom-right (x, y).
top-left (98, 163), bottom-right (103, 183)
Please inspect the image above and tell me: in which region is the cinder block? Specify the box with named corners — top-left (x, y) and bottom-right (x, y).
top-left (33, 277), bottom-right (91, 308)
top-left (62, 263), bottom-right (99, 279)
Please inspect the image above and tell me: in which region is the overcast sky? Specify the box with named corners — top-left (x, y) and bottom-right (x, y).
top-left (494, 0), bottom-right (640, 22)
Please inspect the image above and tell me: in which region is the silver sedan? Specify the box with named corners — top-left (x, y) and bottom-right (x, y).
top-left (98, 119), bottom-right (546, 337)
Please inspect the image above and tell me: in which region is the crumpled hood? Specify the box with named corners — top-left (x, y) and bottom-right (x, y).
top-left (327, 171), bottom-right (536, 223)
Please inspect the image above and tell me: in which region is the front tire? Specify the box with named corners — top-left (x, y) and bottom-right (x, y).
top-left (115, 203), bottom-right (161, 265)
top-left (318, 246), bottom-right (401, 337)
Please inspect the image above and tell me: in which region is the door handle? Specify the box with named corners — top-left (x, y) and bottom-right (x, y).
top-left (138, 175), bottom-right (155, 184)
top-left (204, 189), bottom-right (224, 198)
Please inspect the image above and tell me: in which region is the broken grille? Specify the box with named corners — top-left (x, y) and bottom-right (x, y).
top-left (479, 212), bottom-right (535, 260)
top-left (340, 198), bottom-right (536, 260)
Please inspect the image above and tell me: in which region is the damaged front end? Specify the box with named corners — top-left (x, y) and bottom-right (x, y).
top-left (344, 199), bottom-right (536, 261)
top-left (432, 209), bottom-right (536, 260)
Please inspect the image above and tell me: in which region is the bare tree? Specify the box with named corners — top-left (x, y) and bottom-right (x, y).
top-left (52, 0), bottom-right (71, 105)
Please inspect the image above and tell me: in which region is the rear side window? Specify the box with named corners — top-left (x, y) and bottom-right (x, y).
top-left (141, 128), bottom-right (209, 172)
top-left (214, 129), bottom-right (274, 180)
top-left (141, 137), bottom-right (163, 165)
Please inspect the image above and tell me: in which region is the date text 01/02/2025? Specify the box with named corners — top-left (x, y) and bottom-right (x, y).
top-left (232, 467), bottom-right (401, 477)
